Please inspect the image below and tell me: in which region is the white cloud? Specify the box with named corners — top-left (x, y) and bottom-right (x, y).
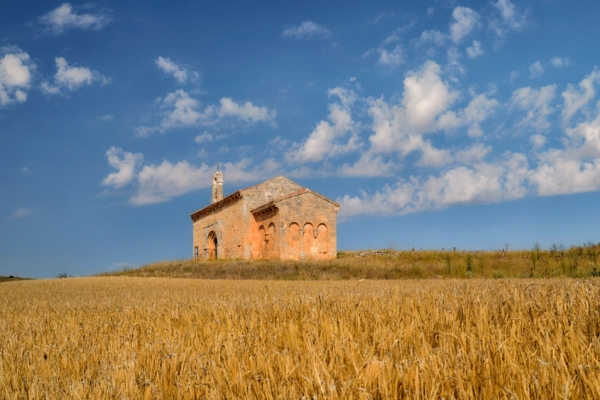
top-left (561, 68), bottom-right (600, 125)
top-left (512, 85), bottom-right (556, 132)
top-left (0, 48), bottom-right (35, 107)
top-left (466, 41), bottom-right (484, 59)
top-left (529, 61), bottom-right (544, 78)
top-left (156, 56), bottom-right (200, 84)
top-left (551, 57), bottom-right (571, 68)
top-left (490, 0), bottom-right (528, 37)
top-left (159, 89), bottom-right (204, 129)
top-left (338, 154), bottom-right (396, 177)
top-left (530, 150), bottom-right (600, 196)
top-left (377, 45), bottom-right (404, 66)
top-left (102, 147), bottom-right (144, 189)
top-left (403, 61), bottom-right (458, 131)
top-left (415, 30), bottom-right (445, 47)
top-left (455, 144), bottom-right (491, 164)
top-left (449, 6), bottom-right (480, 44)
top-left (101, 148), bottom-right (282, 205)
top-left (282, 21), bottom-right (331, 40)
top-left (146, 90), bottom-right (276, 134)
top-left (359, 61), bottom-right (458, 168)
top-left (530, 134), bottom-right (546, 149)
top-left (338, 153), bottom-right (529, 217)
top-left (216, 97), bottom-right (277, 124)
top-left (41, 57), bottom-right (110, 94)
top-left (11, 208), bottom-right (33, 219)
top-left (20, 167), bottom-right (30, 175)
top-left (287, 88), bottom-right (359, 163)
top-left (38, 3), bottom-right (111, 35)
top-left (194, 132), bottom-right (225, 143)
top-left (437, 93), bottom-right (499, 135)
top-left (529, 104), bottom-right (600, 196)
top-left (131, 159), bottom-right (214, 205)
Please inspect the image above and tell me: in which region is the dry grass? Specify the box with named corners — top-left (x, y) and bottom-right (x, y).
top-left (105, 244), bottom-right (600, 280)
top-left (1, 277), bottom-right (600, 398)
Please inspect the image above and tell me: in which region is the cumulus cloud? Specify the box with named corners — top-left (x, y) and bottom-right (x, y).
top-left (335, 66), bottom-right (600, 218)
top-left (449, 6), bottom-right (480, 44)
top-left (377, 45), bottom-right (404, 66)
top-left (561, 69), bottom-right (600, 125)
top-left (41, 57), bottom-right (109, 94)
top-left (156, 56), bottom-right (200, 84)
top-left (131, 159), bottom-right (215, 205)
top-left (438, 93), bottom-right (499, 137)
top-left (338, 153), bottom-right (529, 218)
top-left (512, 85), bottom-right (556, 132)
top-left (402, 61), bottom-right (458, 131)
top-left (354, 61), bottom-right (459, 169)
top-left (0, 48), bottom-right (35, 107)
top-left (139, 90), bottom-right (276, 135)
top-left (102, 147), bottom-right (144, 189)
top-left (215, 97), bottom-right (277, 124)
top-left (466, 41), bottom-right (484, 59)
top-left (194, 131), bottom-right (225, 143)
top-left (159, 89), bottom-right (204, 129)
top-left (282, 21), bottom-right (331, 40)
top-left (551, 57), bottom-right (571, 68)
top-left (38, 3), bottom-right (111, 34)
top-left (529, 61), bottom-right (544, 78)
top-left (287, 88), bottom-right (359, 163)
top-left (101, 147), bottom-right (282, 205)
top-left (415, 30), bottom-right (445, 47)
top-left (490, 0), bottom-right (528, 37)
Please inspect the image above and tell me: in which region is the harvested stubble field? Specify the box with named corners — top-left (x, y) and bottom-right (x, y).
top-left (1, 278), bottom-right (600, 399)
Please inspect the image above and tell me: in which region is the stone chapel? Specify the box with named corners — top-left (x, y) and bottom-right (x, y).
top-left (190, 171), bottom-right (339, 260)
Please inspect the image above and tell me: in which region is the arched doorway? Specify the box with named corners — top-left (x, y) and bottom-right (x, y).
top-left (207, 231), bottom-right (218, 259)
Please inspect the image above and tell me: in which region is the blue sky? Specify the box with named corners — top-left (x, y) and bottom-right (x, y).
top-left (2, 0), bottom-right (600, 278)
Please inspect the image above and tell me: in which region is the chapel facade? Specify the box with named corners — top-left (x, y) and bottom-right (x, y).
top-left (190, 171), bottom-right (339, 260)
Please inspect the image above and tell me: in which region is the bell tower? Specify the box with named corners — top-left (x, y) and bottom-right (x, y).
top-left (211, 168), bottom-right (223, 203)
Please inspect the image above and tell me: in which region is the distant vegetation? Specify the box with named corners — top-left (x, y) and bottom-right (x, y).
top-left (0, 276), bottom-right (30, 283)
top-left (103, 242), bottom-right (600, 280)
top-left (2, 277), bottom-right (599, 398)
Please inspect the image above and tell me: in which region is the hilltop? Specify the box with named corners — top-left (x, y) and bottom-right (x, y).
top-left (102, 244), bottom-right (600, 280)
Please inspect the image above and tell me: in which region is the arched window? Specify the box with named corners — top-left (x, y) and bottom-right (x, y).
top-left (317, 224), bottom-right (329, 255)
top-left (265, 222), bottom-right (277, 257)
top-left (258, 225), bottom-right (266, 258)
top-left (303, 223), bottom-right (315, 257)
top-left (288, 223), bottom-right (300, 258)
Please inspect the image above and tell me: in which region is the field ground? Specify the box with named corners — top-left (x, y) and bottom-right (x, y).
top-left (103, 245), bottom-right (600, 280)
top-left (1, 277), bottom-right (599, 398)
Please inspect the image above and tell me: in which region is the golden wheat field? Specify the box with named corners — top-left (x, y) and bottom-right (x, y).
top-left (1, 278), bottom-right (599, 399)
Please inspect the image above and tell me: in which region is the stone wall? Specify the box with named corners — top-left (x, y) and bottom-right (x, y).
top-left (192, 177), bottom-right (338, 261)
top-left (192, 199), bottom-right (246, 260)
top-left (275, 191), bottom-right (338, 260)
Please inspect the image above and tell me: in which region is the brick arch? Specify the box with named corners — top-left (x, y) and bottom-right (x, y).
top-left (206, 230), bottom-right (218, 260)
top-left (317, 223), bottom-right (329, 256)
top-left (288, 223), bottom-right (300, 258)
top-left (302, 223), bottom-right (316, 257)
